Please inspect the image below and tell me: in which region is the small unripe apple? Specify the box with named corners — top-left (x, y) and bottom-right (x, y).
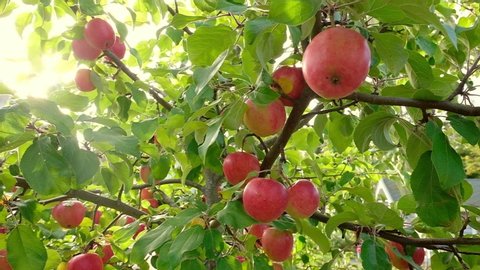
top-left (272, 66), bottom-right (306, 106)
top-left (75, 69), bottom-right (96, 92)
top-left (72, 39), bottom-right (102, 61)
top-left (222, 152), bottom-right (260, 185)
top-left (0, 249), bottom-right (12, 270)
top-left (57, 262), bottom-right (68, 270)
top-left (84, 18), bottom-right (116, 50)
top-left (52, 200), bottom-right (86, 228)
top-left (303, 27), bottom-right (371, 99)
top-left (248, 223), bottom-right (270, 239)
top-left (105, 36), bottom-right (126, 61)
top-left (100, 244), bottom-right (114, 263)
top-left (261, 228), bottom-right (294, 262)
top-left (243, 178), bottom-right (288, 223)
top-left (140, 165), bottom-right (151, 183)
top-left (243, 99), bottom-right (286, 137)
top-left (67, 253), bottom-right (103, 270)
top-left (385, 241), bottom-right (425, 270)
top-left (286, 180), bottom-right (320, 218)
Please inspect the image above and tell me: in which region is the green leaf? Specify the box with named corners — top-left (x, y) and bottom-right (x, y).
top-left (354, 111), bottom-right (398, 152)
top-left (447, 114), bottom-right (480, 145)
top-left (20, 137), bottom-right (72, 195)
top-left (372, 33), bottom-right (408, 73)
top-left (15, 199), bottom-right (37, 223)
top-left (252, 23), bottom-right (286, 68)
top-left (217, 200), bottom-right (256, 229)
top-left (325, 211), bottom-right (357, 237)
top-left (327, 114), bottom-right (355, 153)
top-left (405, 51), bottom-right (433, 89)
top-left (405, 128), bottom-right (431, 168)
top-left (79, 0), bottom-right (103, 16)
top-left (171, 14), bottom-right (206, 29)
top-left (116, 96), bottom-right (131, 122)
top-left (410, 151), bottom-right (460, 227)
top-left (7, 225), bottom-right (47, 270)
top-left (99, 167), bottom-right (121, 194)
top-left (58, 136), bottom-right (99, 188)
top-left (168, 226), bottom-right (205, 267)
top-left (27, 98), bottom-right (74, 135)
top-left (397, 194), bottom-right (417, 214)
top-left (365, 203), bottom-right (404, 230)
top-left (130, 208), bottom-right (202, 264)
top-left (132, 118), bottom-right (158, 141)
top-left (217, 256), bottom-right (243, 270)
top-left (204, 229), bottom-right (224, 259)
top-left (360, 236), bottom-right (391, 270)
top-left (193, 50), bottom-right (230, 95)
top-left (250, 86), bottom-right (280, 105)
top-left (223, 100), bottom-right (247, 130)
top-left (15, 12), bottom-right (33, 36)
top-left (244, 17), bottom-right (277, 45)
top-left (297, 218), bottom-right (330, 253)
top-left (187, 25), bottom-right (236, 66)
top-left (84, 127), bottom-right (140, 156)
top-left (48, 90), bottom-right (90, 112)
top-left (198, 117), bottom-right (223, 161)
top-left (426, 122), bottom-right (465, 190)
top-left (268, 0), bottom-right (322, 26)
top-left (150, 154), bottom-right (170, 180)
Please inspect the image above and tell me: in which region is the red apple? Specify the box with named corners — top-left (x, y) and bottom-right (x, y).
top-left (84, 18), bottom-right (115, 50)
top-left (140, 166), bottom-right (151, 183)
top-left (303, 27), bottom-right (371, 99)
top-left (243, 99), bottom-right (286, 137)
top-left (67, 253), bottom-right (103, 270)
top-left (52, 200), bottom-right (86, 228)
top-left (105, 36), bottom-right (126, 61)
top-left (236, 256), bottom-right (246, 263)
top-left (385, 241), bottom-right (425, 269)
top-left (272, 66), bottom-right (306, 106)
top-left (100, 244), bottom-right (114, 263)
top-left (0, 250), bottom-right (12, 270)
top-left (222, 152), bottom-right (260, 185)
top-left (261, 228), bottom-right (294, 262)
top-left (72, 39), bottom-right (101, 61)
top-left (75, 69), bottom-right (96, 92)
top-left (286, 180), bottom-right (320, 218)
top-left (93, 210), bottom-right (102, 225)
top-left (243, 178), bottom-right (288, 223)
top-left (133, 223), bottom-right (146, 239)
top-left (146, 198), bottom-right (159, 208)
top-left (140, 188), bottom-right (154, 200)
top-left (0, 227), bottom-right (8, 234)
top-left (248, 223), bottom-right (270, 239)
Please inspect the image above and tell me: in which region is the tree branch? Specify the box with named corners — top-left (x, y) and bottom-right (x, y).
top-left (345, 92), bottom-right (480, 116)
top-left (166, 5), bottom-right (193, 35)
top-left (103, 49), bottom-right (173, 111)
top-left (132, 178), bottom-right (204, 192)
top-left (447, 54), bottom-right (480, 101)
top-left (260, 89), bottom-right (315, 174)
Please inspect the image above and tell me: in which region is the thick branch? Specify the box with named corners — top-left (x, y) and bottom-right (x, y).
top-left (203, 169), bottom-right (222, 206)
top-left (260, 89), bottom-right (315, 174)
top-left (311, 212), bottom-right (480, 248)
top-left (345, 92), bottom-right (480, 116)
top-left (103, 49), bottom-right (173, 111)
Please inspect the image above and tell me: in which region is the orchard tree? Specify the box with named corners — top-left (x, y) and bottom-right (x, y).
top-left (1, 0), bottom-right (480, 269)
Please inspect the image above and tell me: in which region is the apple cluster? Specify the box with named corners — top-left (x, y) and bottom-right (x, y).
top-left (385, 241), bottom-right (425, 270)
top-left (72, 18), bottom-right (126, 92)
top-left (222, 151), bottom-right (320, 263)
top-left (243, 27), bottom-right (371, 137)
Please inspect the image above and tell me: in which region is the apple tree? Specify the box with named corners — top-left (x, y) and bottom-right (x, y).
top-left (1, 0), bottom-right (480, 269)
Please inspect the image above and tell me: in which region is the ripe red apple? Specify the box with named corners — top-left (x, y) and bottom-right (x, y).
top-left (272, 66), bottom-right (306, 106)
top-left (52, 200), bottom-right (86, 228)
top-left (140, 166), bottom-right (151, 183)
top-left (72, 39), bottom-right (102, 61)
top-left (93, 210), bottom-right (102, 225)
top-left (84, 18), bottom-right (115, 50)
top-left (248, 223), bottom-right (270, 239)
top-left (75, 69), bottom-right (96, 92)
top-left (140, 188), bottom-right (154, 200)
top-left (146, 198), bottom-right (159, 208)
top-left (67, 253), bottom-right (103, 270)
top-left (100, 244), bottom-right (114, 263)
top-left (303, 27), bottom-right (371, 99)
top-left (261, 228), bottom-right (294, 262)
top-left (286, 180), bottom-right (320, 219)
top-left (133, 223), bottom-right (146, 239)
top-left (243, 99), bottom-right (286, 137)
top-left (105, 36), bottom-right (126, 61)
top-left (0, 250), bottom-right (12, 270)
top-left (236, 256), bottom-right (246, 263)
top-left (385, 241), bottom-right (425, 269)
top-left (243, 178), bottom-right (288, 223)
top-left (222, 152), bottom-right (260, 185)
